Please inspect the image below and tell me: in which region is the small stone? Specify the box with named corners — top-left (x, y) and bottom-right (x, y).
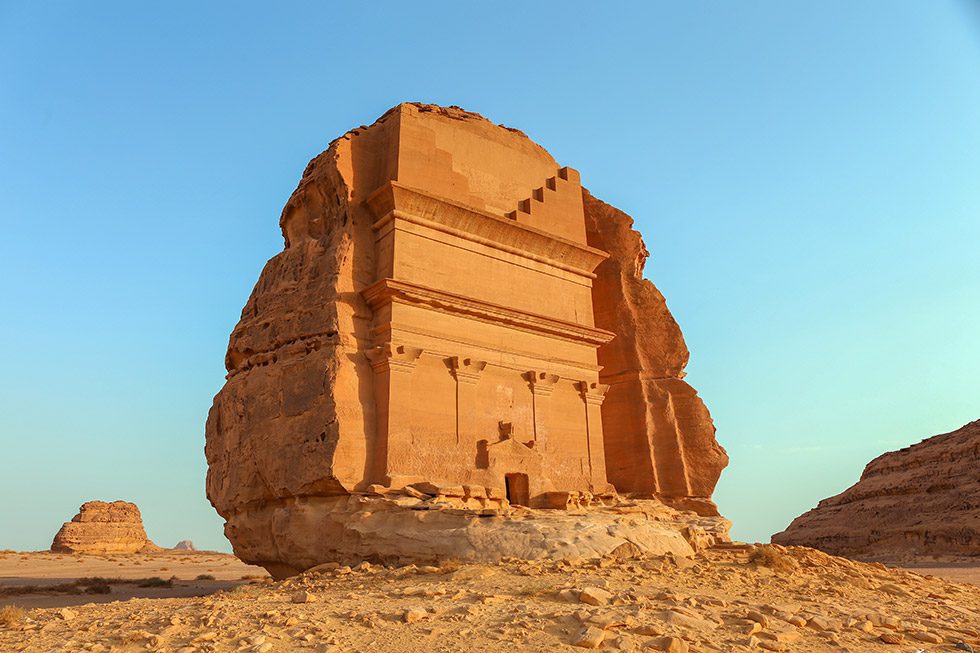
top-left (634, 624), bottom-right (665, 636)
top-left (877, 583), bottom-right (909, 597)
top-left (573, 626), bottom-right (606, 648)
top-left (58, 608), bottom-right (77, 622)
top-left (745, 610), bottom-right (769, 628)
top-left (579, 587), bottom-right (613, 606)
top-left (649, 636), bottom-right (689, 653)
top-left (758, 642), bottom-right (786, 653)
top-left (403, 608), bottom-right (426, 623)
top-left (911, 631), bottom-right (943, 644)
top-left (291, 590), bottom-right (317, 603)
top-left (879, 632), bottom-right (904, 645)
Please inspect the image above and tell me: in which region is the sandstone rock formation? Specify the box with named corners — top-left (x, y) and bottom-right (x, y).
top-left (773, 420), bottom-right (980, 561)
top-left (173, 540), bottom-right (197, 551)
top-left (51, 501), bottom-right (157, 555)
top-left (205, 103), bottom-right (728, 576)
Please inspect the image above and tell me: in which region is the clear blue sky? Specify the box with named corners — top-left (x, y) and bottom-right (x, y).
top-left (1, 2), bottom-right (978, 552)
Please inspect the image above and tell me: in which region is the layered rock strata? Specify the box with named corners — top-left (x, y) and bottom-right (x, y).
top-left (51, 501), bottom-right (157, 555)
top-left (773, 420), bottom-right (980, 561)
top-left (206, 103), bottom-right (728, 576)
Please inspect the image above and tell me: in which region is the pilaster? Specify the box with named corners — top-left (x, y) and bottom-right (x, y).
top-left (577, 380), bottom-right (610, 487)
top-left (364, 343), bottom-right (423, 485)
top-left (449, 356), bottom-right (487, 444)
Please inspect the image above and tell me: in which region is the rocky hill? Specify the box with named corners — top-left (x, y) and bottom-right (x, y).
top-left (50, 500), bottom-right (158, 555)
top-left (772, 420), bottom-right (980, 561)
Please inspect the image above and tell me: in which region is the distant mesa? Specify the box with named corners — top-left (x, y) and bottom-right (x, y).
top-left (773, 420), bottom-right (980, 562)
top-left (51, 500), bottom-right (159, 555)
top-left (173, 540), bottom-right (197, 551)
top-left (205, 103), bottom-right (730, 577)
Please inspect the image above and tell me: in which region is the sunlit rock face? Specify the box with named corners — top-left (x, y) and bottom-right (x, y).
top-left (51, 501), bottom-right (157, 554)
top-left (205, 103), bottom-right (728, 577)
top-left (773, 420), bottom-right (980, 561)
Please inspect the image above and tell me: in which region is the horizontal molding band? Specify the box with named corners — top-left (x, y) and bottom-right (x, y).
top-left (362, 278), bottom-right (615, 348)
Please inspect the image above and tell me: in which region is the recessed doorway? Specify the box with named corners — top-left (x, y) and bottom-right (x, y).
top-left (505, 473), bottom-right (530, 507)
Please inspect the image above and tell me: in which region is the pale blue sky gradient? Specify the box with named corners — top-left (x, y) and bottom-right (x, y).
top-left (1, 2), bottom-right (978, 551)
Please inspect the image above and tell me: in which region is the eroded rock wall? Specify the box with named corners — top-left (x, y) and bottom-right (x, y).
top-left (51, 501), bottom-right (156, 554)
top-left (772, 420), bottom-right (980, 561)
top-left (584, 192), bottom-right (728, 516)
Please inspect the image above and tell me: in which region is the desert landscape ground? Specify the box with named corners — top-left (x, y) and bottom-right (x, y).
top-left (2, 545), bottom-right (979, 652)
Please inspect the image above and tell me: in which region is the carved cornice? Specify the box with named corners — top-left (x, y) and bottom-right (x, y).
top-left (362, 278), bottom-right (615, 348)
top-left (365, 182), bottom-right (609, 277)
top-left (448, 356), bottom-right (487, 384)
top-left (525, 370), bottom-right (560, 396)
top-left (576, 380), bottom-right (611, 406)
top-left (364, 343), bottom-right (423, 374)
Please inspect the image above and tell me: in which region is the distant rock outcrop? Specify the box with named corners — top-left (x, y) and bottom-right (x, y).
top-left (773, 420), bottom-right (980, 561)
top-left (51, 501), bottom-right (157, 554)
top-left (173, 540), bottom-right (197, 551)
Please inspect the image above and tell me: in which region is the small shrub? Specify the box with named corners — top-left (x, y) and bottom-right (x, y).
top-left (136, 577), bottom-right (172, 588)
top-left (195, 574), bottom-right (216, 581)
top-left (84, 583), bottom-right (111, 595)
top-left (0, 605), bottom-right (27, 629)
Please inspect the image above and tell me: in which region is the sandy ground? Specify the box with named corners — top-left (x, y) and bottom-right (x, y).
top-left (898, 563), bottom-right (980, 587)
top-left (0, 550), bottom-right (268, 609)
top-left (1, 544), bottom-right (978, 652)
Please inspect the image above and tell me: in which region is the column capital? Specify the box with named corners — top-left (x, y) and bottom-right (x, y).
top-left (448, 356), bottom-right (487, 384)
top-left (365, 343), bottom-right (423, 374)
top-left (525, 370), bottom-right (560, 396)
top-left (576, 380), bottom-right (610, 405)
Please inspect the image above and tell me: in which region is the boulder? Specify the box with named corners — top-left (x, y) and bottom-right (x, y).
top-left (205, 103), bottom-right (728, 576)
top-left (772, 420), bottom-right (980, 561)
top-left (51, 501), bottom-right (157, 554)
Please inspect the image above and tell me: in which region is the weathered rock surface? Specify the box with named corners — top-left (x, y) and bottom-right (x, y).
top-left (584, 191), bottom-right (729, 516)
top-left (50, 501), bottom-right (157, 554)
top-left (205, 103), bottom-right (728, 576)
top-left (225, 492), bottom-right (730, 578)
top-left (173, 540), bottom-right (196, 551)
top-left (773, 420), bottom-right (980, 561)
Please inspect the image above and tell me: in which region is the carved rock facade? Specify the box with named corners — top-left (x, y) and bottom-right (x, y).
top-left (205, 104), bottom-right (728, 576)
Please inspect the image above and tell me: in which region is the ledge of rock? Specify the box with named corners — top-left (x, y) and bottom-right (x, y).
top-left (50, 501), bottom-right (158, 555)
top-left (772, 420), bottom-right (980, 562)
top-left (225, 493), bottom-right (730, 579)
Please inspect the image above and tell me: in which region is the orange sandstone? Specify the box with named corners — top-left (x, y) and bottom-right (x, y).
top-left (51, 501), bottom-right (157, 555)
top-left (205, 104), bottom-right (728, 576)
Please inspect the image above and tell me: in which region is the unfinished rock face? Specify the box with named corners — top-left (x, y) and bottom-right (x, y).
top-left (773, 420), bottom-right (980, 561)
top-left (205, 103), bottom-right (728, 576)
top-left (51, 501), bottom-right (157, 555)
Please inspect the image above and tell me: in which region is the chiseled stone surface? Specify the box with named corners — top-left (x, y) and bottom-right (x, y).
top-left (50, 500), bottom-right (157, 554)
top-left (773, 420), bottom-right (980, 561)
top-left (205, 103), bottom-right (728, 576)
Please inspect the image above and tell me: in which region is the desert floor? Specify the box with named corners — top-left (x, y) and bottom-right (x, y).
top-left (1, 545), bottom-right (979, 653)
top-left (0, 550), bottom-right (268, 609)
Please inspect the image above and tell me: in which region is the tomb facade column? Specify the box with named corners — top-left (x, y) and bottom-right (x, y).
top-left (525, 370), bottom-right (559, 447)
top-left (365, 343), bottom-right (423, 486)
top-left (577, 380), bottom-right (610, 488)
top-left (449, 356), bottom-right (487, 444)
